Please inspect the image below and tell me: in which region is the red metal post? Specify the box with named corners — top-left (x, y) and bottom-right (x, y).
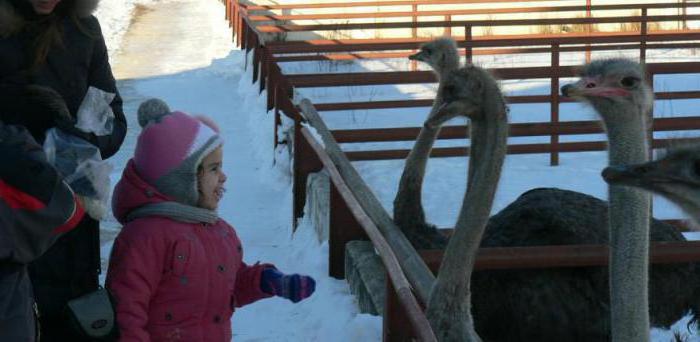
top-left (550, 43), bottom-right (560, 166)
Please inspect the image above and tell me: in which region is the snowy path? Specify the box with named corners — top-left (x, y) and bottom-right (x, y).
top-left (101, 0), bottom-right (380, 340)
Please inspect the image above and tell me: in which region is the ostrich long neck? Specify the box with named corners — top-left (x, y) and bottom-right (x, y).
top-left (604, 108), bottom-right (651, 342)
top-left (393, 58), bottom-right (459, 237)
top-left (425, 89), bottom-right (508, 340)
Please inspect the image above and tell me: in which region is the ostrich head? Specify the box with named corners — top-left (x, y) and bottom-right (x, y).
top-left (603, 144), bottom-right (700, 224)
top-left (561, 58), bottom-right (653, 124)
top-left (425, 64), bottom-right (507, 128)
top-left (408, 38), bottom-right (460, 75)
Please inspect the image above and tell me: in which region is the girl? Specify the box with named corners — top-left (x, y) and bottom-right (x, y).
top-left (106, 99), bottom-right (315, 341)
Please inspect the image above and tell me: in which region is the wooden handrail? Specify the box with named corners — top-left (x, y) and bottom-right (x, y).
top-left (342, 138), bottom-right (700, 161)
top-left (313, 90), bottom-right (700, 111)
top-left (330, 117), bottom-right (700, 143)
top-left (285, 61), bottom-right (700, 88)
top-left (422, 241), bottom-right (700, 270)
top-left (256, 14), bottom-right (700, 33)
top-left (266, 31), bottom-right (700, 54)
top-left (301, 127), bottom-right (436, 342)
top-left (298, 99), bottom-right (437, 306)
top-left (274, 42), bottom-right (700, 62)
top-left (249, 2), bottom-right (700, 22)
top-left (244, 0), bottom-right (555, 11)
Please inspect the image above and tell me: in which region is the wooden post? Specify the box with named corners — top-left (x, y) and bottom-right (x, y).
top-left (585, 0), bottom-right (591, 63)
top-left (242, 21), bottom-right (250, 68)
top-left (383, 278), bottom-right (415, 342)
top-left (292, 110), bottom-right (323, 229)
top-left (411, 4), bottom-right (419, 71)
top-left (252, 35), bottom-right (261, 84)
top-left (640, 7), bottom-right (648, 64)
top-left (647, 70), bottom-right (654, 216)
top-left (444, 15), bottom-right (452, 36)
top-left (235, 1), bottom-right (242, 47)
top-left (260, 48), bottom-right (268, 93)
top-left (329, 183), bottom-right (369, 279)
top-left (412, 4), bottom-right (418, 39)
top-left (550, 43), bottom-right (560, 166)
top-left (465, 25), bottom-right (473, 64)
top-left (273, 85), bottom-right (280, 148)
top-left (266, 61), bottom-right (275, 111)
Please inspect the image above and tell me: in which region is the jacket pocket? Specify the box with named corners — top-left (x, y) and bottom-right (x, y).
top-left (170, 241), bottom-right (191, 276)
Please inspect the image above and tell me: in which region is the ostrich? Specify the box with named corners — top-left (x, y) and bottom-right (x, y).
top-left (423, 65), bottom-right (509, 340)
top-left (391, 52), bottom-right (696, 338)
top-left (603, 144), bottom-right (700, 225)
top-left (393, 38), bottom-right (460, 249)
top-left (466, 60), bottom-right (697, 340)
top-left (562, 58), bottom-right (653, 341)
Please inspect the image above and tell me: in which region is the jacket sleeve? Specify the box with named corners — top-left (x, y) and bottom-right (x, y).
top-left (106, 225), bottom-right (164, 342)
top-left (233, 261), bottom-right (274, 308)
top-left (85, 16), bottom-right (126, 160)
top-left (0, 178), bottom-right (83, 265)
top-left (0, 124), bottom-right (84, 264)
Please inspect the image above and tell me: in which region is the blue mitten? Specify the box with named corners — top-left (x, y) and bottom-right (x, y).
top-left (260, 268), bottom-right (316, 303)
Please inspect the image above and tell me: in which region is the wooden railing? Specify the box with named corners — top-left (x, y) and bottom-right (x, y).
top-left (297, 99), bottom-right (438, 341)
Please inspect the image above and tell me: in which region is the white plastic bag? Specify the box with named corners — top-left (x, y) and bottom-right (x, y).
top-left (43, 128), bottom-right (112, 220)
top-left (75, 87), bottom-right (115, 136)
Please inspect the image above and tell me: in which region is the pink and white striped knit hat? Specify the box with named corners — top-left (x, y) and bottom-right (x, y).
top-left (133, 99), bottom-right (223, 206)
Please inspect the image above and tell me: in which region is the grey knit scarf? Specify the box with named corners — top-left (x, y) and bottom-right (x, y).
top-left (126, 202), bottom-right (218, 224)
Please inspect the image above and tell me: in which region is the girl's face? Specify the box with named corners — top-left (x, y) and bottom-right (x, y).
top-left (197, 147), bottom-right (227, 211)
top-left (28, 0), bottom-right (61, 14)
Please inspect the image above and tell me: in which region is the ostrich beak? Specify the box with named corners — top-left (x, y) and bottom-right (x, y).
top-left (408, 51), bottom-right (428, 62)
top-left (602, 161), bottom-right (674, 190)
top-left (602, 165), bottom-right (642, 185)
top-left (561, 77), bottom-right (629, 98)
top-left (561, 78), bottom-right (595, 98)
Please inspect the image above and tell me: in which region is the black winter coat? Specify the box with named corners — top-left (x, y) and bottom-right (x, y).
top-left (0, 0), bottom-right (126, 158)
top-left (0, 0), bottom-right (123, 340)
top-left (0, 123), bottom-right (84, 342)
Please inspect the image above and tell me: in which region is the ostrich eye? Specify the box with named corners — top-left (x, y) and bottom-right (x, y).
top-left (693, 160), bottom-right (700, 177)
top-left (620, 76), bottom-right (640, 88)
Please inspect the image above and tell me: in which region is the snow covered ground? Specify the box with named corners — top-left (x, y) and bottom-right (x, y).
top-left (94, 0), bottom-right (700, 340)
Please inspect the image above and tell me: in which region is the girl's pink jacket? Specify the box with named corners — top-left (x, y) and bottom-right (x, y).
top-left (106, 161), bottom-right (272, 341)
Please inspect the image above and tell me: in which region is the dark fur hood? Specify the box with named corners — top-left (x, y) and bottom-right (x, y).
top-left (0, 0), bottom-right (100, 36)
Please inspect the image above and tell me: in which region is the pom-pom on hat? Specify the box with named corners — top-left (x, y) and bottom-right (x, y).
top-left (134, 98), bottom-right (223, 206)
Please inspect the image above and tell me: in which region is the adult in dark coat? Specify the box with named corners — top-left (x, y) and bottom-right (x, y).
top-left (0, 122), bottom-right (85, 342)
top-left (0, 0), bottom-right (126, 340)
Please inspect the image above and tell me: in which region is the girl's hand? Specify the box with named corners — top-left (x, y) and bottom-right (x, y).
top-left (260, 268), bottom-right (316, 303)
